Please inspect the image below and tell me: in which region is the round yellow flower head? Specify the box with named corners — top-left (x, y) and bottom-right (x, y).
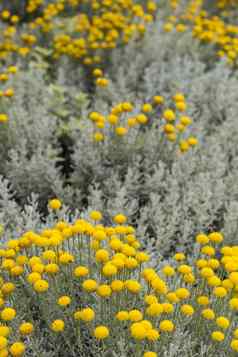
top-left (216, 316), bottom-right (230, 329)
top-left (197, 296), bottom-right (210, 306)
top-left (97, 284), bottom-right (112, 297)
top-left (19, 322), bottom-right (34, 335)
top-left (80, 308), bottom-right (95, 322)
top-left (0, 337), bottom-right (7, 350)
top-left (82, 279), bottom-right (98, 292)
top-left (163, 109), bottom-right (175, 121)
top-left (130, 322), bottom-right (147, 340)
top-left (95, 249), bottom-right (110, 263)
top-left (159, 319), bottom-right (174, 332)
top-left (58, 296), bottom-right (71, 307)
top-left (9, 342), bottom-right (25, 356)
top-left (94, 325), bottom-right (109, 339)
top-left (125, 280), bottom-right (141, 294)
top-left (196, 234), bottom-right (209, 245)
top-left (231, 339), bottom-right (238, 352)
top-left (128, 309), bottom-right (143, 322)
top-left (201, 308), bottom-right (215, 320)
top-left (113, 214), bottom-right (127, 224)
top-left (162, 265), bottom-right (175, 276)
top-left (144, 352), bottom-right (157, 357)
top-left (146, 329), bottom-right (160, 341)
top-left (0, 326), bottom-right (10, 337)
top-left (175, 101), bottom-right (187, 111)
top-left (102, 263), bottom-right (117, 276)
top-left (211, 331), bottom-right (225, 342)
top-left (49, 199), bottom-right (62, 210)
top-left (200, 267), bottom-right (214, 278)
top-left (178, 264), bottom-right (192, 274)
top-left (208, 232), bottom-right (223, 243)
top-left (1, 307), bottom-right (16, 321)
top-left (175, 288), bottom-right (190, 300)
top-left (74, 266), bottom-right (89, 278)
top-left (181, 304), bottom-right (194, 316)
top-left (213, 287), bottom-right (227, 298)
top-left (229, 272), bottom-right (238, 284)
top-left (153, 95), bottom-right (164, 105)
top-left (173, 93), bottom-right (185, 102)
top-left (229, 298), bottom-right (238, 310)
top-left (116, 311), bottom-right (129, 321)
top-left (90, 211), bottom-right (102, 221)
top-left (51, 320), bottom-right (65, 332)
top-left (174, 253), bottom-right (185, 261)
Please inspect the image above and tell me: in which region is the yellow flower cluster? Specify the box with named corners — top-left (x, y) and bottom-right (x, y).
top-left (0, 200), bottom-right (237, 355)
top-left (89, 93), bottom-right (198, 153)
top-left (164, 0), bottom-right (238, 65)
top-left (0, 66), bottom-right (18, 125)
top-left (0, 1), bottom-right (157, 90)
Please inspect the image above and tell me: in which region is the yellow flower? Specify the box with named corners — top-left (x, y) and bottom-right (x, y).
top-left (58, 296), bottom-right (71, 307)
top-left (128, 309), bottom-right (143, 322)
top-left (213, 287), bottom-right (227, 298)
top-left (1, 307), bottom-right (16, 321)
top-left (153, 95), bottom-right (164, 105)
top-left (113, 214), bottom-right (127, 224)
top-left (187, 136), bottom-right (198, 146)
top-left (19, 322), bottom-right (34, 335)
top-left (175, 288), bottom-right (190, 300)
top-left (0, 114), bottom-right (8, 123)
top-left (49, 199), bottom-right (62, 210)
top-left (74, 266), bottom-right (89, 278)
top-left (159, 320), bottom-right (174, 332)
top-left (146, 328), bottom-right (160, 341)
top-left (102, 263), bottom-right (117, 276)
top-left (200, 267), bottom-right (214, 278)
top-left (229, 298), bottom-right (238, 310)
top-left (9, 342), bottom-right (25, 356)
top-left (178, 264), bottom-right (192, 274)
top-left (173, 93), bottom-right (185, 102)
top-left (125, 280), bottom-right (141, 294)
top-left (175, 101), bottom-right (187, 111)
top-left (51, 320), bottom-right (65, 332)
top-left (90, 211), bottom-right (102, 221)
top-left (216, 316), bottom-right (230, 329)
top-left (144, 352), bottom-right (157, 357)
top-left (201, 245), bottom-right (215, 256)
top-left (0, 326), bottom-right (10, 337)
top-left (163, 109), bottom-right (175, 121)
top-left (82, 279), bottom-right (98, 292)
top-left (115, 127), bottom-right (128, 136)
top-left (130, 322), bottom-right (147, 340)
top-left (33, 279), bottom-right (49, 293)
top-left (162, 265), bottom-right (175, 276)
top-left (229, 272), bottom-right (238, 284)
top-left (94, 326), bottom-right (109, 339)
top-left (0, 336), bottom-right (7, 350)
top-left (80, 308), bottom-right (95, 322)
top-left (201, 308), bottom-right (215, 320)
top-left (174, 253), bottom-right (185, 261)
top-left (231, 339), bottom-right (238, 352)
top-left (196, 234), bottom-right (209, 244)
top-left (142, 103), bottom-right (153, 113)
top-left (197, 296), bottom-right (210, 306)
top-left (208, 232), bottom-right (223, 243)
top-left (97, 284), bottom-right (112, 297)
top-left (181, 304), bottom-right (194, 316)
top-left (211, 331), bottom-right (225, 342)
top-left (116, 311), bottom-right (129, 321)
top-left (94, 132), bottom-right (104, 142)
top-left (95, 249), bottom-right (110, 263)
